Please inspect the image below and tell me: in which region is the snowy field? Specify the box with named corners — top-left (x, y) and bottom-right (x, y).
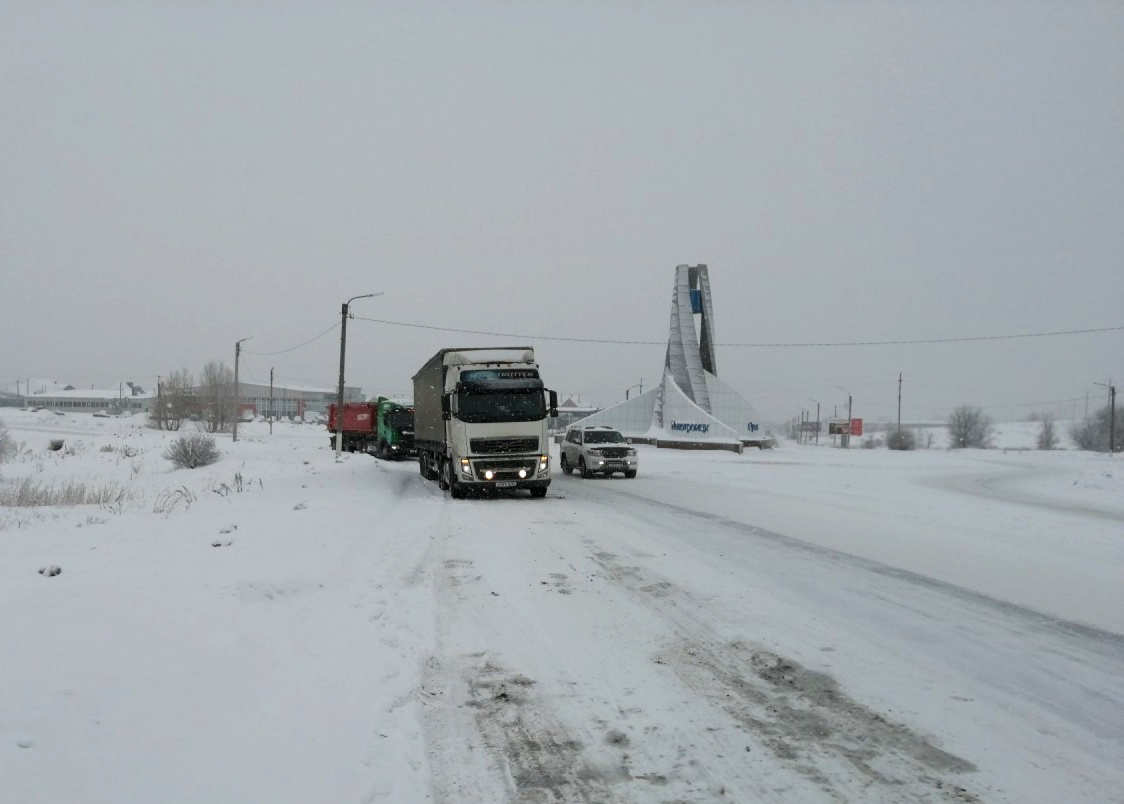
top-left (1, 409), bottom-right (1121, 803)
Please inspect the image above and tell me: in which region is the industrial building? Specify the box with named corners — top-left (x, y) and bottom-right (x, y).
top-left (235, 380), bottom-right (363, 419)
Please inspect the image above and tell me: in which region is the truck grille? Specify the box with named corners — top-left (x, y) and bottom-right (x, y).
top-left (470, 437), bottom-right (539, 454)
top-left (600, 447), bottom-right (630, 458)
top-left (473, 458), bottom-right (539, 481)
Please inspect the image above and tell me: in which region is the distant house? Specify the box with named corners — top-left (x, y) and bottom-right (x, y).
top-left (554, 397), bottom-right (601, 432)
top-left (26, 387), bottom-right (154, 413)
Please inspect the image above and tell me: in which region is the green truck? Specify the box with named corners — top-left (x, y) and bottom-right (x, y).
top-left (373, 397), bottom-right (415, 460)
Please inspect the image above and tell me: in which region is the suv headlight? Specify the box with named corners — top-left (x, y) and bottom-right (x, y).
top-left (627, 448), bottom-right (636, 456)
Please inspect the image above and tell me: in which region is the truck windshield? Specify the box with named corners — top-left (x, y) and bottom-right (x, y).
top-left (457, 389), bottom-right (545, 423)
top-left (389, 410), bottom-right (414, 430)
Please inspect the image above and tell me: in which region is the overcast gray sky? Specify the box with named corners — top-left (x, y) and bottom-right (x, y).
top-left (3, 2), bottom-right (1122, 423)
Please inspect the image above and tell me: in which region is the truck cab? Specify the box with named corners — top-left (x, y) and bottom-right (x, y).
top-left (374, 397), bottom-right (415, 459)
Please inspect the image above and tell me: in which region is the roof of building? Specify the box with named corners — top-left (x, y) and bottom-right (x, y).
top-left (29, 388), bottom-right (154, 400)
top-left (240, 379), bottom-right (361, 395)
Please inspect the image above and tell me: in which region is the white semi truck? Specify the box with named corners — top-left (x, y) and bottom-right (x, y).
top-left (412, 347), bottom-right (558, 498)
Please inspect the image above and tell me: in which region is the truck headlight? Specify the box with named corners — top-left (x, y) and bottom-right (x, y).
top-left (538, 455), bottom-right (549, 472)
top-left (484, 469), bottom-right (494, 480)
top-left (460, 458), bottom-right (472, 477)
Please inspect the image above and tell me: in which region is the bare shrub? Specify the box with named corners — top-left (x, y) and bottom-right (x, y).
top-left (0, 420), bottom-right (14, 463)
top-left (164, 434), bottom-right (220, 469)
top-left (0, 478), bottom-right (130, 507)
top-left (99, 444), bottom-right (115, 453)
top-left (151, 369), bottom-right (196, 431)
top-left (1070, 405), bottom-right (1122, 452)
top-left (199, 362), bottom-right (235, 434)
top-left (887, 429), bottom-right (917, 450)
top-left (947, 406), bottom-right (993, 449)
top-left (1036, 416), bottom-right (1059, 450)
top-left (153, 485), bottom-right (196, 514)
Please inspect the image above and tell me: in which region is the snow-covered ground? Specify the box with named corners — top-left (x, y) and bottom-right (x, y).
top-left (1, 409), bottom-right (1121, 802)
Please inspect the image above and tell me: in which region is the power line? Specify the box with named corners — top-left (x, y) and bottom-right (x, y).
top-left (243, 322), bottom-right (340, 356)
top-left (352, 316), bottom-right (664, 345)
top-left (351, 316), bottom-right (1124, 349)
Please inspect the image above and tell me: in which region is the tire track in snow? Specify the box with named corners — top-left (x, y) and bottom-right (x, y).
top-left (586, 545), bottom-right (983, 802)
top-left (419, 508), bottom-right (640, 803)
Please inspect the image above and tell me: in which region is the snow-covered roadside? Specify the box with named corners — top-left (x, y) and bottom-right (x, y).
top-left (1, 413), bottom-right (441, 802)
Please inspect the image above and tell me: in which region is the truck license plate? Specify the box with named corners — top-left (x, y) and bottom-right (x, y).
top-left (495, 480), bottom-right (516, 488)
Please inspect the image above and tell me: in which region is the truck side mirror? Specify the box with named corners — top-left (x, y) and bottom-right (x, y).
top-left (548, 390), bottom-right (558, 418)
top-left (441, 394), bottom-right (451, 420)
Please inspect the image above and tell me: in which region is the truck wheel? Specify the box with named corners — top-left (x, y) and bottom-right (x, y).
top-left (529, 486), bottom-right (547, 498)
top-left (560, 454), bottom-right (572, 475)
top-left (447, 460), bottom-right (466, 498)
top-left (419, 453), bottom-right (427, 477)
top-left (437, 457), bottom-right (449, 490)
top-left (625, 470), bottom-right (637, 479)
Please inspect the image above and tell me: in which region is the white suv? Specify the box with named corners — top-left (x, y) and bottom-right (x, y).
top-left (559, 425), bottom-right (638, 478)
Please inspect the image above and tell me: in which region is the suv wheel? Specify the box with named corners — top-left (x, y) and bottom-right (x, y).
top-left (560, 453), bottom-right (572, 475)
top-left (579, 457), bottom-right (593, 479)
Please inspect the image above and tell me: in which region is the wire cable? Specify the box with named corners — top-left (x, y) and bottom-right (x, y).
top-left (351, 317), bottom-right (1124, 349)
top-left (243, 322), bottom-right (340, 356)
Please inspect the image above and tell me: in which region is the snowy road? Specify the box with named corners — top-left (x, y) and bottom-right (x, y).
top-left (2, 415), bottom-right (1122, 802)
top-left (414, 460), bottom-right (1123, 803)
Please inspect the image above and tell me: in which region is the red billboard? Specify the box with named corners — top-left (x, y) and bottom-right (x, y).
top-left (850, 418), bottom-right (863, 436)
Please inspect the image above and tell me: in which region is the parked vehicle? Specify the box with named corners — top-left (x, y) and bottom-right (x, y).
top-left (373, 397), bottom-right (415, 459)
top-left (327, 402), bottom-right (377, 452)
top-left (560, 425), bottom-right (638, 478)
top-left (412, 347), bottom-right (557, 498)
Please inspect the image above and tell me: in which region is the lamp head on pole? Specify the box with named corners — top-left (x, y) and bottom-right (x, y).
top-left (346, 292), bottom-right (384, 307)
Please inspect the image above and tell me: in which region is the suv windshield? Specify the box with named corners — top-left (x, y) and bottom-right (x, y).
top-left (458, 389), bottom-right (545, 423)
top-left (584, 430), bottom-right (625, 444)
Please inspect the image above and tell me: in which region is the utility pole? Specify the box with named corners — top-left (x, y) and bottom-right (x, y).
top-left (897, 372), bottom-right (903, 435)
top-left (232, 336), bottom-right (252, 442)
top-left (815, 402), bottom-right (820, 445)
top-left (336, 293), bottom-right (382, 459)
top-left (844, 394), bottom-right (853, 448)
top-left (1085, 391), bottom-right (1089, 420)
top-left (269, 367), bottom-right (274, 436)
top-left (1110, 383), bottom-right (1117, 455)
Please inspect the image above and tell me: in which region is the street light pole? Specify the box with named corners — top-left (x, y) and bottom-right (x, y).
top-left (897, 372), bottom-right (903, 436)
top-left (335, 293), bottom-right (383, 459)
top-left (232, 336), bottom-right (252, 442)
top-left (1098, 380), bottom-right (1116, 455)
